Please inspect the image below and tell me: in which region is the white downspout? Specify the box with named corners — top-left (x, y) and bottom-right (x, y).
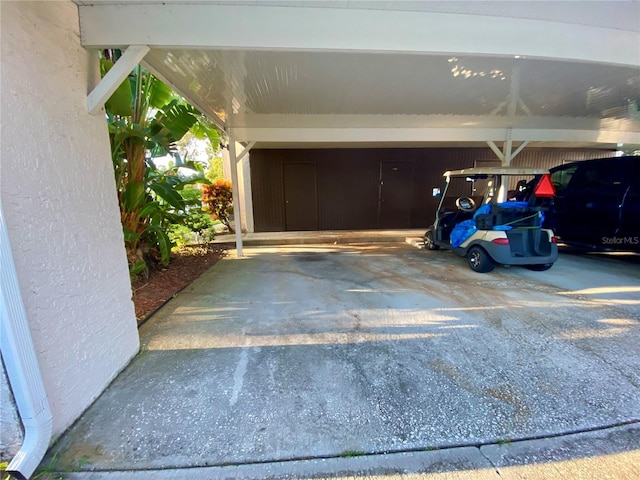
top-left (0, 199), bottom-right (53, 480)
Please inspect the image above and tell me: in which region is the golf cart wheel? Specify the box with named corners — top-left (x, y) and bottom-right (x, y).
top-left (525, 264), bottom-right (553, 271)
top-left (424, 230), bottom-right (439, 250)
top-left (467, 246), bottom-right (495, 273)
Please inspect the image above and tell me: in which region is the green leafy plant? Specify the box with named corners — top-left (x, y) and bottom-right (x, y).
top-left (32, 453), bottom-right (64, 479)
top-left (179, 186), bottom-right (215, 237)
top-left (202, 179), bottom-right (234, 233)
top-left (166, 185), bottom-right (214, 247)
top-left (101, 49), bottom-right (221, 276)
top-left (205, 156), bottom-right (224, 183)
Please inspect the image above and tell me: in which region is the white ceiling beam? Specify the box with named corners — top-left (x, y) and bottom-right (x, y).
top-left (87, 45), bottom-right (149, 115)
top-left (77, 4), bottom-right (640, 67)
top-left (231, 126), bottom-right (640, 146)
top-left (228, 113), bottom-right (640, 133)
top-left (231, 127), bottom-right (505, 143)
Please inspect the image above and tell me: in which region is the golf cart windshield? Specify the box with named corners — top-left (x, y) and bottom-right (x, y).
top-left (439, 172), bottom-right (543, 215)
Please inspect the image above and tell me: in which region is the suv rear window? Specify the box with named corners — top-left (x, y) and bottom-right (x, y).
top-left (551, 165), bottom-right (578, 192)
top-left (570, 161), bottom-right (628, 190)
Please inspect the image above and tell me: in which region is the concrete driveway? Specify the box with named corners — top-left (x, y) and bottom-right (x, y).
top-left (47, 242), bottom-right (640, 478)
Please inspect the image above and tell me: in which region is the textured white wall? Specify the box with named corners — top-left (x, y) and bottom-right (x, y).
top-left (0, 0), bottom-right (139, 442)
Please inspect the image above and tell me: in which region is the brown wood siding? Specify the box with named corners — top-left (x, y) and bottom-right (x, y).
top-left (316, 150), bottom-right (380, 230)
top-left (250, 148), bottom-right (614, 232)
top-left (250, 150), bottom-right (286, 232)
top-left (283, 162), bottom-right (318, 230)
top-left (410, 149), bottom-right (485, 228)
top-left (511, 148), bottom-right (613, 170)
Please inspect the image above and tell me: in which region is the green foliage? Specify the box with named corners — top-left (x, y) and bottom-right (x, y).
top-left (33, 452), bottom-right (64, 479)
top-left (101, 49), bottom-right (222, 277)
top-left (339, 450), bottom-right (366, 458)
top-left (202, 180), bottom-right (234, 233)
top-left (205, 156), bottom-right (225, 183)
top-left (167, 224), bottom-right (193, 248)
top-left (166, 186), bottom-right (214, 247)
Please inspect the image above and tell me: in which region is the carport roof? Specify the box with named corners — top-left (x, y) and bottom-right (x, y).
top-left (76, 0), bottom-right (640, 150)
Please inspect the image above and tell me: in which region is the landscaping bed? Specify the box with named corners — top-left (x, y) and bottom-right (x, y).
top-left (131, 244), bottom-right (227, 324)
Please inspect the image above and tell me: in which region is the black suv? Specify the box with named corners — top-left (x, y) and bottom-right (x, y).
top-left (549, 156), bottom-right (640, 251)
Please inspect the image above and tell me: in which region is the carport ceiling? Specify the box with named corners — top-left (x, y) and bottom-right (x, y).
top-left (76, 1), bottom-right (640, 149)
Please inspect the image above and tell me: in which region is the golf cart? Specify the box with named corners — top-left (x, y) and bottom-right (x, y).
top-left (424, 167), bottom-right (558, 273)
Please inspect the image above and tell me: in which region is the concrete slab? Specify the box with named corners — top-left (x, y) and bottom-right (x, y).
top-left (212, 229), bottom-right (425, 246)
top-left (482, 423), bottom-right (640, 480)
top-left (62, 447), bottom-right (498, 479)
top-left (59, 424), bottom-right (640, 479)
top-left (44, 243), bottom-right (640, 478)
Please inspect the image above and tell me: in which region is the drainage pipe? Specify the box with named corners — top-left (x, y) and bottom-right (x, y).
top-left (0, 199), bottom-right (53, 480)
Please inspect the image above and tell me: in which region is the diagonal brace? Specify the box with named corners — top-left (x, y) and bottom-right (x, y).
top-left (87, 45), bottom-right (150, 115)
top-left (486, 141), bottom-right (505, 161)
top-left (235, 141), bottom-right (256, 164)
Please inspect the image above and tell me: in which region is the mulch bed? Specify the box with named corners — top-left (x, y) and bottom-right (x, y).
top-left (131, 245), bottom-right (228, 324)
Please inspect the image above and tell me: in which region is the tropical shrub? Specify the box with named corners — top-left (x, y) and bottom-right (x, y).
top-left (205, 156), bottom-right (224, 183)
top-left (101, 49), bottom-right (220, 276)
top-left (167, 186), bottom-right (214, 247)
top-left (202, 180), bottom-right (234, 233)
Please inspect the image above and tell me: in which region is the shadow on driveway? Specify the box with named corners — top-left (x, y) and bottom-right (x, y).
top-left (46, 243), bottom-right (640, 476)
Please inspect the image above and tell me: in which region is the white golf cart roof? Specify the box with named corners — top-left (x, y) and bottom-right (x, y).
top-left (444, 167), bottom-right (549, 177)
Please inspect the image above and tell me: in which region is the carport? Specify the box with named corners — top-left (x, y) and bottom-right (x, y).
top-left (2, 2), bottom-right (640, 478)
top-left (81, 0), bottom-right (640, 255)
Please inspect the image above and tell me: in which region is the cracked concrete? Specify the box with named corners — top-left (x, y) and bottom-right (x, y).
top-left (44, 242), bottom-right (640, 478)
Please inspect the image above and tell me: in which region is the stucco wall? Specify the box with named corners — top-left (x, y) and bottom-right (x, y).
top-left (0, 0), bottom-right (139, 446)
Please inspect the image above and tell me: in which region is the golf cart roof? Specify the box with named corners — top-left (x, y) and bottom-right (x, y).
top-left (444, 167), bottom-right (549, 177)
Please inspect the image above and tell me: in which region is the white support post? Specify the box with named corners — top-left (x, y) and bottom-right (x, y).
top-left (235, 141), bottom-right (255, 234)
top-left (87, 45), bottom-right (150, 115)
top-left (228, 131), bottom-right (244, 258)
top-left (503, 128), bottom-right (513, 166)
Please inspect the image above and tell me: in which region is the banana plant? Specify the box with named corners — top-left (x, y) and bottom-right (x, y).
top-left (101, 50), bottom-right (220, 276)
